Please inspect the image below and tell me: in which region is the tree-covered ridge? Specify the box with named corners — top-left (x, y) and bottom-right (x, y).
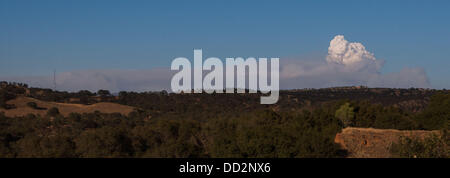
top-left (0, 82), bottom-right (448, 158)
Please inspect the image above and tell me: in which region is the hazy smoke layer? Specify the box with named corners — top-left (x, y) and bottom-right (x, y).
top-left (0, 69), bottom-right (173, 92)
top-left (0, 35), bottom-right (431, 92)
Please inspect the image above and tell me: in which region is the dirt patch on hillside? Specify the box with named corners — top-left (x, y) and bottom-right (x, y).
top-left (0, 96), bottom-right (135, 117)
top-left (335, 127), bottom-right (440, 158)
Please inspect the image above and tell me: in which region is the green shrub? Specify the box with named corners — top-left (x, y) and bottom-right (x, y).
top-left (390, 131), bottom-right (449, 158)
top-left (335, 103), bottom-right (355, 127)
top-left (27, 102), bottom-right (38, 109)
top-left (47, 107), bottom-right (60, 117)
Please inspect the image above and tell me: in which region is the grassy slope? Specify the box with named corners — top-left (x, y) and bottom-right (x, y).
top-left (0, 96), bottom-right (134, 117)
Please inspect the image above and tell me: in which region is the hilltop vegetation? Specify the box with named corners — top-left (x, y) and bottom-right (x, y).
top-left (0, 82), bottom-right (448, 158)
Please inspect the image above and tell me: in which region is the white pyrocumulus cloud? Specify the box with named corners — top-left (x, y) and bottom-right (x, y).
top-left (325, 35), bottom-right (383, 73)
top-left (326, 35), bottom-right (376, 65)
top-left (280, 35), bottom-right (430, 89)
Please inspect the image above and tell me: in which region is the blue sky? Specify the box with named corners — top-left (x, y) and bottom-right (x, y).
top-left (1, 0), bottom-right (449, 89)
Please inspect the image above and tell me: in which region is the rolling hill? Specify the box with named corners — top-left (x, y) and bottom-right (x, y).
top-left (0, 96), bottom-right (135, 117)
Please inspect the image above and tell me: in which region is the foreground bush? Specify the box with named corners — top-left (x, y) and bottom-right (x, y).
top-left (390, 131), bottom-right (449, 158)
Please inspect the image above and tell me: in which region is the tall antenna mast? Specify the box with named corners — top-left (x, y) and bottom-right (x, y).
top-left (53, 69), bottom-right (56, 91)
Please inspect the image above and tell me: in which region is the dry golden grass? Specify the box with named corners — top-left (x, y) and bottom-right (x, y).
top-left (334, 127), bottom-right (440, 158)
top-left (0, 96), bottom-right (135, 117)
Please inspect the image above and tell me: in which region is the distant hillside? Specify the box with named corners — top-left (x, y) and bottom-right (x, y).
top-left (1, 81), bottom-right (440, 113)
top-left (0, 96), bottom-right (134, 117)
